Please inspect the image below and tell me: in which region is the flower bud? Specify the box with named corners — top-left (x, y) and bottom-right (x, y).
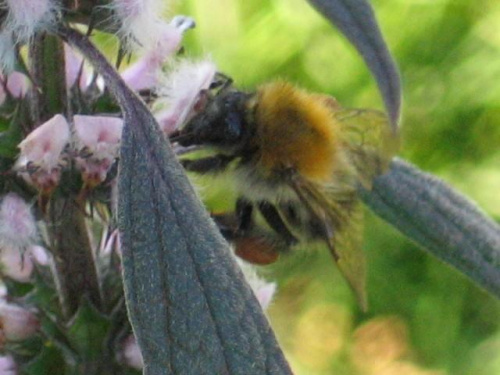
top-left (0, 354), bottom-right (17, 375)
top-left (121, 334), bottom-right (144, 370)
top-left (73, 115), bottom-right (123, 187)
top-left (0, 72), bottom-right (28, 104)
top-left (15, 114), bottom-right (70, 193)
top-left (0, 301), bottom-right (39, 342)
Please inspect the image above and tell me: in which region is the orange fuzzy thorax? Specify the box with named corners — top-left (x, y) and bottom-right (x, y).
top-left (252, 81), bottom-right (340, 182)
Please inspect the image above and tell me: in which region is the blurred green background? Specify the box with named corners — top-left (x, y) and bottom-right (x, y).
top-left (174, 0), bottom-right (500, 374)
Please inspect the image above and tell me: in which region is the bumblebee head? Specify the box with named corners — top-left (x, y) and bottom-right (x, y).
top-left (173, 90), bottom-right (253, 152)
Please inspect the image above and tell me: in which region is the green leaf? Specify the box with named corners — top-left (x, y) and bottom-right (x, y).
top-left (24, 343), bottom-right (68, 375)
top-left (66, 299), bottom-right (111, 361)
top-left (0, 111), bottom-right (23, 159)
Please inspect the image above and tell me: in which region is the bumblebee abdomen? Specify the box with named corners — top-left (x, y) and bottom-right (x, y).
top-left (253, 81), bottom-right (340, 182)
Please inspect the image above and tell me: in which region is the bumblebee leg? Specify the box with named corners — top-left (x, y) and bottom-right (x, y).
top-left (181, 154), bottom-right (234, 174)
top-left (257, 202), bottom-right (298, 247)
top-left (236, 198), bottom-right (254, 231)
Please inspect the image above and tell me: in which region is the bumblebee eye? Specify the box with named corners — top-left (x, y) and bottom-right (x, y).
top-left (225, 110), bottom-right (243, 140)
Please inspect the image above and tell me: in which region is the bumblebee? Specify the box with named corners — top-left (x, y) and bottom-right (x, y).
top-left (171, 76), bottom-right (399, 309)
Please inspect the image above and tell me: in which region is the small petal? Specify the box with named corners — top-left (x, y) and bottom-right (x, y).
top-left (0, 301), bottom-right (39, 341)
top-left (15, 114), bottom-right (70, 191)
top-left (30, 245), bottom-right (50, 266)
top-left (0, 355), bottom-right (17, 375)
top-left (156, 59), bottom-right (217, 134)
top-left (0, 246), bottom-right (34, 283)
top-left (73, 115), bottom-right (123, 186)
top-left (65, 43), bottom-right (88, 90)
top-left (0, 72), bottom-right (29, 104)
top-left (122, 334), bottom-right (144, 370)
top-left (234, 257), bottom-right (277, 310)
top-left (121, 23), bottom-right (183, 91)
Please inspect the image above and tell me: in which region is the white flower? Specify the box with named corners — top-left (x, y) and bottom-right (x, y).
top-left (73, 115), bottom-right (123, 187)
top-left (111, 0), bottom-right (170, 50)
top-left (121, 17), bottom-right (194, 91)
top-left (155, 59), bottom-right (217, 134)
top-left (15, 114), bottom-right (70, 192)
top-left (0, 0), bottom-right (58, 72)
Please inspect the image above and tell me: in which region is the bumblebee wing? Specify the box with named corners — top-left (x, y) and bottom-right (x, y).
top-left (289, 176), bottom-right (367, 310)
top-left (333, 201), bottom-right (367, 310)
top-left (334, 108), bottom-right (400, 189)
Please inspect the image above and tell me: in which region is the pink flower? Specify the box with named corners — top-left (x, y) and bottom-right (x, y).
top-left (30, 245), bottom-right (50, 266)
top-left (65, 43), bottom-right (88, 90)
top-left (0, 194), bottom-right (37, 253)
top-left (0, 193), bottom-right (38, 282)
top-left (0, 246), bottom-right (34, 283)
top-left (234, 258), bottom-right (277, 310)
top-left (121, 334), bottom-right (143, 370)
top-left (73, 115), bottom-right (123, 187)
top-left (0, 301), bottom-right (39, 342)
top-left (121, 17), bottom-right (195, 91)
top-left (15, 114), bottom-right (70, 193)
top-left (0, 72), bottom-right (29, 104)
top-left (155, 59), bottom-right (217, 134)
top-left (0, 355), bottom-right (17, 375)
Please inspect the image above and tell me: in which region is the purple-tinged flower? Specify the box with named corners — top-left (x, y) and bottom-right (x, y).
top-left (121, 334), bottom-right (144, 370)
top-left (0, 72), bottom-right (28, 104)
top-left (121, 23), bottom-right (183, 92)
top-left (235, 257), bottom-right (277, 310)
top-left (73, 115), bottom-right (123, 187)
top-left (0, 194), bottom-right (37, 253)
top-left (29, 245), bottom-right (49, 266)
top-left (0, 355), bottom-right (17, 375)
top-left (15, 114), bottom-right (70, 193)
top-left (155, 59), bottom-right (217, 134)
top-left (0, 246), bottom-right (34, 283)
top-left (0, 300), bottom-right (39, 342)
top-left (65, 43), bottom-right (88, 90)
top-left (0, 193), bottom-right (38, 282)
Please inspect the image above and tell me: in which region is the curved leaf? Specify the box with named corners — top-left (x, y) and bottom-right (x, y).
top-left (360, 158), bottom-right (500, 298)
top-left (306, 0), bottom-right (402, 129)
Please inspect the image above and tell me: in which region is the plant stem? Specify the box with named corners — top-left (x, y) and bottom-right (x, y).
top-left (47, 198), bottom-right (102, 318)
